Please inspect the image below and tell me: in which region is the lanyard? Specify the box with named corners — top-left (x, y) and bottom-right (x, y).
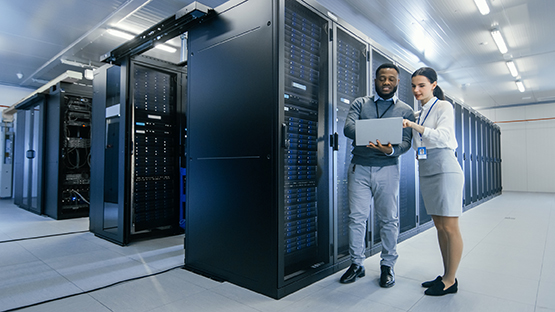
top-left (417, 98), bottom-right (439, 140)
top-left (375, 100), bottom-right (395, 119)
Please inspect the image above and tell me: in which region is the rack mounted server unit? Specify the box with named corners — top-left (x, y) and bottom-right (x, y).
top-left (90, 55), bottom-right (185, 245)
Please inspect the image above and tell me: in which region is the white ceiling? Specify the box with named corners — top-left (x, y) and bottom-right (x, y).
top-left (0, 0), bottom-right (553, 110)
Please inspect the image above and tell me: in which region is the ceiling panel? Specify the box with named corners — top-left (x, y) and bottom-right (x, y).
top-left (0, 0), bottom-right (553, 111)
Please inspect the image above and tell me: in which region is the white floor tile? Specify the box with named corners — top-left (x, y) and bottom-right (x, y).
top-left (16, 294), bottom-right (112, 312)
top-left (89, 271), bottom-right (206, 312)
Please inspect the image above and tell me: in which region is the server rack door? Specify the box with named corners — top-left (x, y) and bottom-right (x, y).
top-left (43, 91), bottom-right (62, 219)
top-left (13, 111), bottom-right (26, 207)
top-left (333, 26), bottom-right (367, 262)
top-left (16, 104), bottom-right (45, 215)
top-left (90, 64), bottom-right (127, 245)
top-left (476, 118), bottom-right (483, 200)
top-left (463, 108), bottom-right (471, 206)
top-left (471, 112), bottom-right (477, 203)
top-left (486, 123), bottom-right (492, 196)
top-left (397, 66), bottom-right (417, 235)
top-left (496, 128), bottom-right (502, 192)
top-left (370, 49), bottom-right (391, 246)
top-left (186, 0), bottom-right (331, 298)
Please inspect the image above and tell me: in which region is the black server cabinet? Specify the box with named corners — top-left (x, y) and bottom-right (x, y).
top-left (463, 108), bottom-right (471, 206)
top-left (44, 83), bottom-right (92, 219)
top-left (186, 0), bottom-right (331, 299)
top-left (90, 56), bottom-right (184, 245)
top-left (397, 65), bottom-right (417, 237)
top-left (470, 112), bottom-right (478, 203)
top-left (477, 118), bottom-right (484, 200)
top-left (485, 122), bottom-right (492, 196)
top-left (333, 26), bottom-right (368, 262)
top-left (370, 49), bottom-right (391, 246)
top-left (496, 128), bottom-right (502, 193)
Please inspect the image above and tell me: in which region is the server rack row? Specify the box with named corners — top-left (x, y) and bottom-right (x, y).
top-left (184, 0), bottom-right (501, 299)
top-left (13, 82), bottom-right (92, 219)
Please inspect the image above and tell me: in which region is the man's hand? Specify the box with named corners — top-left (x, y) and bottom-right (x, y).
top-left (367, 139), bottom-right (393, 155)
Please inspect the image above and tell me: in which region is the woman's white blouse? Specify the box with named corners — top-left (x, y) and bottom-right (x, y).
top-left (412, 97), bottom-right (458, 150)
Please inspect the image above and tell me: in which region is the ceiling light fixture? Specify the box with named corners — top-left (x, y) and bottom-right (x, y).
top-left (490, 28), bottom-right (508, 54)
top-left (473, 0), bottom-right (490, 15)
top-left (16, 72), bottom-right (24, 79)
top-left (505, 61), bottom-right (518, 77)
top-left (106, 28), bottom-right (177, 53)
top-left (515, 80), bottom-right (525, 92)
top-left (154, 43), bottom-right (177, 53)
top-left (107, 28), bottom-right (135, 40)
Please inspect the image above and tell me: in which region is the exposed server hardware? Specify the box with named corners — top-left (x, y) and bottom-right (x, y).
top-left (13, 82), bottom-right (92, 219)
top-left (90, 55), bottom-right (185, 245)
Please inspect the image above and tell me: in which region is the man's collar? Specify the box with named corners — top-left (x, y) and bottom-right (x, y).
top-left (374, 94), bottom-right (398, 102)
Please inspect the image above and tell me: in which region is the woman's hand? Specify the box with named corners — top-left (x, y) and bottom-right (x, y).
top-left (403, 119), bottom-right (413, 128)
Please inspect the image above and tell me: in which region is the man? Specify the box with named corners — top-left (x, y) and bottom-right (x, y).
top-left (341, 63), bottom-right (415, 288)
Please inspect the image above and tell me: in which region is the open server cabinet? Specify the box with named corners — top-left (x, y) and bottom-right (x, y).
top-left (13, 82), bottom-right (92, 219)
top-left (90, 55), bottom-right (185, 245)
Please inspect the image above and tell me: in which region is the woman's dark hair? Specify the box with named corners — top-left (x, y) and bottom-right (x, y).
top-left (412, 67), bottom-right (445, 100)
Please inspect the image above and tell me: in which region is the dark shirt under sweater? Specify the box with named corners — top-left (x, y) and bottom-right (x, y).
top-left (344, 95), bottom-right (416, 167)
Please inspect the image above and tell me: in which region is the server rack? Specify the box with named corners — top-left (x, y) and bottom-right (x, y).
top-left (397, 65), bottom-right (418, 239)
top-left (462, 107), bottom-right (472, 207)
top-left (332, 25), bottom-right (368, 263)
top-left (470, 112), bottom-right (478, 203)
top-left (477, 117), bottom-right (484, 200)
top-left (0, 122), bottom-right (14, 198)
top-left (90, 55), bottom-right (184, 245)
top-left (186, 0), bottom-right (332, 299)
top-left (43, 83), bottom-right (92, 219)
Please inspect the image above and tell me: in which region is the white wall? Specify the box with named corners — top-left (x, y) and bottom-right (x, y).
top-left (479, 103), bottom-right (555, 193)
top-left (0, 85), bottom-right (35, 117)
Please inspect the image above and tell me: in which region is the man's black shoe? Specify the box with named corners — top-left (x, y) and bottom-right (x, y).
top-left (379, 265), bottom-right (395, 288)
top-left (340, 264), bottom-right (365, 284)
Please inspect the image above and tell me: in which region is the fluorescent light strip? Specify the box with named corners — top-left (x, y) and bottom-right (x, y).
top-left (106, 29), bottom-right (177, 53)
top-left (490, 29), bottom-right (508, 54)
top-left (473, 0), bottom-right (490, 15)
top-left (515, 80), bottom-right (525, 92)
top-left (506, 61), bottom-right (518, 77)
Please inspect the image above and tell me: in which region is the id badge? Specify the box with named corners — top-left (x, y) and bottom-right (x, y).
top-left (417, 147), bottom-right (427, 159)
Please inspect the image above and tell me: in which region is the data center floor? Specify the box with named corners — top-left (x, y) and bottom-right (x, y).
top-left (1, 192), bottom-right (555, 312)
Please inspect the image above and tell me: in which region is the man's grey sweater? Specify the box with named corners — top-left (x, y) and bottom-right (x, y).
top-left (344, 96), bottom-right (416, 167)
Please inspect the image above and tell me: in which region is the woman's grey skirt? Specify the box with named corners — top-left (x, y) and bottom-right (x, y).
top-left (419, 172), bottom-right (464, 217)
top-left (418, 148), bottom-right (464, 217)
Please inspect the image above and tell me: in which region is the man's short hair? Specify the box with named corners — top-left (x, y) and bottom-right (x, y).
top-left (375, 63), bottom-right (400, 77)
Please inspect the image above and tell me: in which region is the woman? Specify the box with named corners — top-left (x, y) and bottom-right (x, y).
top-left (402, 67), bottom-right (464, 296)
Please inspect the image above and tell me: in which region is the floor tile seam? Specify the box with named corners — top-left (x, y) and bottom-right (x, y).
top-left (8, 265), bottom-right (185, 312)
top-left (202, 288), bottom-right (268, 312)
top-left (459, 214), bottom-right (506, 262)
top-left (535, 205), bottom-right (554, 312)
top-left (459, 287), bottom-right (538, 307)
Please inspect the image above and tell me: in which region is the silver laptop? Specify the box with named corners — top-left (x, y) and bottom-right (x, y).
top-left (355, 117), bottom-right (403, 146)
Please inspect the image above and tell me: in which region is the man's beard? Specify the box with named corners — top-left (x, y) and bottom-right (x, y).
top-left (375, 84), bottom-right (397, 100)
